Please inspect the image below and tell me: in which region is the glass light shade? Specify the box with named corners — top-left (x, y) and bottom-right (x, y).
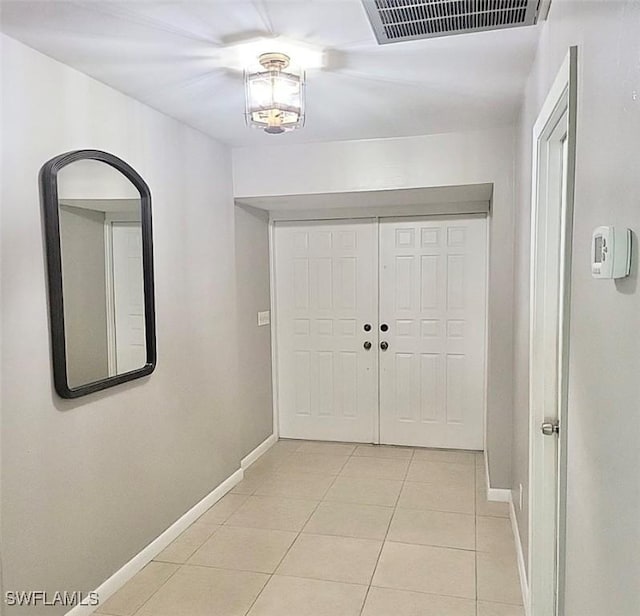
top-left (245, 61), bottom-right (305, 134)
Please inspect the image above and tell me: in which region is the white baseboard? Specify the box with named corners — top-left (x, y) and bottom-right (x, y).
top-left (67, 434), bottom-right (277, 616)
top-left (483, 451), bottom-right (512, 502)
top-left (509, 495), bottom-right (531, 615)
top-left (241, 434), bottom-right (277, 470)
top-left (482, 451), bottom-right (528, 611)
top-left (487, 486), bottom-right (512, 502)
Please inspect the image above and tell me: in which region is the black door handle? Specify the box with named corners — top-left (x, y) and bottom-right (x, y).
top-left (380, 323), bottom-right (389, 332)
top-left (380, 341), bottom-right (389, 351)
top-left (364, 341), bottom-right (372, 350)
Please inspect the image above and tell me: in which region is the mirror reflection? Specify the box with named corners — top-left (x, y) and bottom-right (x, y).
top-left (57, 159), bottom-right (146, 388)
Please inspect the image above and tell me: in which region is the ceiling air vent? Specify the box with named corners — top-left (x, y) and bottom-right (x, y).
top-left (362, 0), bottom-right (542, 44)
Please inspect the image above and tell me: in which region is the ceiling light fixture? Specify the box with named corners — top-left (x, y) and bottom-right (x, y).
top-left (245, 52), bottom-right (305, 135)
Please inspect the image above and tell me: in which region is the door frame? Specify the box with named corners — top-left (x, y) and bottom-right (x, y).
top-left (269, 219), bottom-right (281, 440)
top-left (528, 46), bottom-right (577, 616)
top-left (269, 212), bottom-right (490, 450)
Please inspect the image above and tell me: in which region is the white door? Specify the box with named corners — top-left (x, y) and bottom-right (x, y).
top-left (111, 221), bottom-right (146, 374)
top-left (274, 216), bottom-right (487, 449)
top-left (529, 48), bottom-right (576, 616)
top-left (378, 217), bottom-right (487, 449)
top-left (274, 220), bottom-right (378, 442)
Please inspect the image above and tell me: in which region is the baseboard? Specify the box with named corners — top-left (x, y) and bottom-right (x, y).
top-left (482, 451), bottom-right (529, 610)
top-left (487, 486), bottom-right (512, 502)
top-left (66, 433), bottom-right (277, 616)
top-left (241, 433), bottom-right (277, 470)
top-left (509, 495), bottom-right (531, 615)
top-left (483, 451), bottom-right (512, 502)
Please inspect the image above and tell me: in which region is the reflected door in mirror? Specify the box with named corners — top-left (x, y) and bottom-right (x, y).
top-left (111, 222), bottom-right (146, 374)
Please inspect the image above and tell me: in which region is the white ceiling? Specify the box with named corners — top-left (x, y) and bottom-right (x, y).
top-left (0, 1), bottom-right (541, 147)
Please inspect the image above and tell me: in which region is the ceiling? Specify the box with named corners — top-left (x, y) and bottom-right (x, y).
top-left (0, 1), bottom-right (541, 147)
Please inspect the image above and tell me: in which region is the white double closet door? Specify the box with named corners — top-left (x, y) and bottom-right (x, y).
top-left (274, 216), bottom-right (487, 450)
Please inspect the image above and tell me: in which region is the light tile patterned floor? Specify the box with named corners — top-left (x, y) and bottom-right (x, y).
top-left (94, 440), bottom-right (524, 616)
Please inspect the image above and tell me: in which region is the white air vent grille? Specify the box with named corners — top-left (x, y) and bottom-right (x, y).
top-left (362, 0), bottom-right (541, 43)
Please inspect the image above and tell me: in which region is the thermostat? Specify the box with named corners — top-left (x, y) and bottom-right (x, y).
top-left (591, 226), bottom-right (631, 279)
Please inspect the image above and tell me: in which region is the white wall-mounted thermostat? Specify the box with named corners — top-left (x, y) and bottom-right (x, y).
top-left (591, 226), bottom-right (632, 279)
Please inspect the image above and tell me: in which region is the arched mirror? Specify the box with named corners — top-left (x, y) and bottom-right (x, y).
top-left (40, 150), bottom-right (156, 398)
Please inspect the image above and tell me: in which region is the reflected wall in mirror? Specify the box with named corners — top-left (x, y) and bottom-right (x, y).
top-left (40, 151), bottom-right (156, 398)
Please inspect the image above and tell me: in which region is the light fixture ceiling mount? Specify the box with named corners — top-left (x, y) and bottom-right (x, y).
top-left (257, 52), bottom-right (290, 71)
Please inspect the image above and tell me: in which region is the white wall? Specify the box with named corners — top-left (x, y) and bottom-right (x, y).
top-left (512, 1), bottom-right (640, 613)
top-left (59, 205), bottom-right (109, 387)
top-left (234, 204), bottom-right (274, 456)
top-left (0, 34), bottom-right (267, 615)
top-left (233, 127), bottom-right (517, 487)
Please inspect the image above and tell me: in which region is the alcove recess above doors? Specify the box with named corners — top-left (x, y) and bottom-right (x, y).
top-left (234, 183), bottom-right (493, 221)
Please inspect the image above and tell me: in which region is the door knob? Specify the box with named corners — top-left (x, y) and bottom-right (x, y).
top-left (363, 323), bottom-right (372, 332)
top-left (363, 341), bottom-right (372, 350)
top-left (541, 421), bottom-right (559, 436)
top-left (380, 323), bottom-right (389, 332)
top-left (380, 341), bottom-right (389, 351)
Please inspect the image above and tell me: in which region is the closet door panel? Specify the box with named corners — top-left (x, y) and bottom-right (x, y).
top-left (275, 220), bottom-right (378, 442)
top-left (379, 216), bottom-right (487, 450)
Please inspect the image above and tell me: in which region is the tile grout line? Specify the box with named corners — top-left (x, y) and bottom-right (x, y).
top-left (342, 439), bottom-right (375, 616)
top-left (357, 445), bottom-right (416, 615)
top-left (240, 572), bottom-right (271, 616)
top-left (361, 581), bottom-right (506, 605)
top-left (278, 441), bottom-right (415, 616)
top-left (125, 561), bottom-right (182, 616)
top-left (241, 440), bottom-right (348, 616)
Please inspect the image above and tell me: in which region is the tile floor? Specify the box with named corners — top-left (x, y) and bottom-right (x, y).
top-left (94, 440), bottom-right (524, 616)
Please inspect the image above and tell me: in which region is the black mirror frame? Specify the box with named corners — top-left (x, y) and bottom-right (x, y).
top-left (40, 149), bottom-right (157, 399)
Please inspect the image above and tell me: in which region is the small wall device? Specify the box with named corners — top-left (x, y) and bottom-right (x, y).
top-left (591, 226), bottom-right (632, 279)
